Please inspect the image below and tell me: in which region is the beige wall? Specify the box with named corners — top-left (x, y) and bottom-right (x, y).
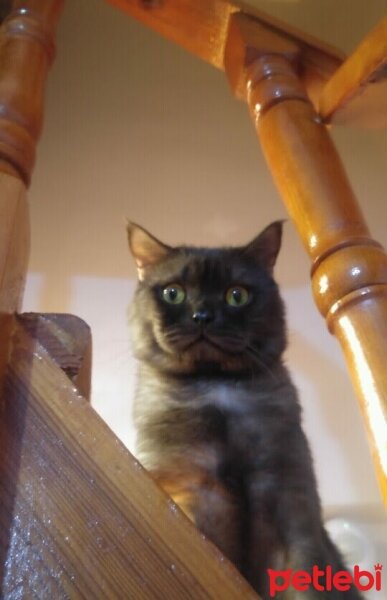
top-left (23, 0), bottom-right (387, 570)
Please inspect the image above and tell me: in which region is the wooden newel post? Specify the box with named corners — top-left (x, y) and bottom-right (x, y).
top-left (225, 13), bottom-right (387, 505)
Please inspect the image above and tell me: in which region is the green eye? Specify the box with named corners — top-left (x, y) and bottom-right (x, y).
top-left (225, 286), bottom-right (250, 307)
top-left (162, 284), bottom-right (186, 305)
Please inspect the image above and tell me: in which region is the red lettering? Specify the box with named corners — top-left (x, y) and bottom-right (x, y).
top-left (267, 564), bottom-right (382, 596)
top-left (375, 568), bottom-right (382, 591)
top-left (333, 571), bottom-right (352, 591)
top-left (292, 571), bottom-right (311, 591)
top-left (326, 565), bottom-right (333, 591)
top-left (312, 565), bottom-right (326, 591)
top-left (353, 566), bottom-right (374, 592)
top-left (267, 569), bottom-right (291, 598)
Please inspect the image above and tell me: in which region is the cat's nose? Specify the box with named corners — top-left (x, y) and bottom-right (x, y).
top-left (192, 309), bottom-right (213, 325)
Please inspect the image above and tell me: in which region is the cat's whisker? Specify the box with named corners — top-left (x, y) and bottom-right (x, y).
top-left (245, 345), bottom-right (276, 379)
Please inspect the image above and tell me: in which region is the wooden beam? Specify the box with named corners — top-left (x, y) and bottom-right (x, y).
top-left (0, 317), bottom-right (258, 598)
top-left (319, 18), bottom-right (387, 129)
top-left (225, 13), bottom-right (387, 506)
top-left (106, 0), bottom-right (343, 107)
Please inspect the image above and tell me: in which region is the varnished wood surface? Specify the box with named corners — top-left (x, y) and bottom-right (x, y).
top-left (224, 22), bottom-right (387, 505)
top-left (0, 0), bottom-right (65, 184)
top-left (255, 76), bottom-right (387, 504)
top-left (106, 0), bottom-right (343, 107)
top-left (320, 18), bottom-right (387, 128)
top-left (1, 318), bottom-right (258, 599)
top-left (331, 289), bottom-right (387, 503)
top-left (224, 12), bottom-right (300, 102)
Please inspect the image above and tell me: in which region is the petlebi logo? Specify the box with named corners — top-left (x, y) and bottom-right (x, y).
top-left (267, 563), bottom-right (383, 597)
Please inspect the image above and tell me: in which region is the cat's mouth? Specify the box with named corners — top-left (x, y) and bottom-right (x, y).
top-left (184, 333), bottom-right (245, 356)
top-left (158, 328), bottom-right (254, 373)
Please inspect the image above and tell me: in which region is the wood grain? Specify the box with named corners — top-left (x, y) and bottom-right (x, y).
top-left (224, 25), bottom-right (387, 505)
top-left (255, 74), bottom-right (387, 505)
top-left (319, 17), bottom-right (387, 129)
top-left (0, 318), bottom-right (258, 598)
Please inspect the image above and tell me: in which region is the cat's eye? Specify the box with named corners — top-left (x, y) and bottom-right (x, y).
top-left (225, 286), bottom-right (250, 307)
top-left (162, 284), bottom-right (186, 305)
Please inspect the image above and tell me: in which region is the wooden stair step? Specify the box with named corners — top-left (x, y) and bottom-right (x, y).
top-left (0, 316), bottom-right (257, 599)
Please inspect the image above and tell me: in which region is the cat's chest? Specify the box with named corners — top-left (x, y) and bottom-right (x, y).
top-left (199, 382), bottom-right (248, 415)
top-left (192, 382), bottom-right (269, 462)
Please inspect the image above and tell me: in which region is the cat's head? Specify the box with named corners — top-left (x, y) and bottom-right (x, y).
top-left (128, 222), bottom-right (287, 375)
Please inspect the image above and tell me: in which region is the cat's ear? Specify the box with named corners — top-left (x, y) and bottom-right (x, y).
top-left (127, 221), bottom-right (172, 281)
top-left (243, 220), bottom-right (285, 273)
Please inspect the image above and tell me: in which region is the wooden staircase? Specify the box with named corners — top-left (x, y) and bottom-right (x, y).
top-left (1, 0), bottom-right (386, 596)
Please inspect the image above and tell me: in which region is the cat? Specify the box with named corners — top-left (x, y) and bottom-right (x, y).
top-left (128, 220), bottom-right (363, 599)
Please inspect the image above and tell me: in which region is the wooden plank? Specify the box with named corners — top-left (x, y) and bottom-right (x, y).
top-left (0, 318), bottom-right (258, 598)
top-left (106, 0), bottom-right (343, 106)
top-left (319, 18), bottom-right (387, 128)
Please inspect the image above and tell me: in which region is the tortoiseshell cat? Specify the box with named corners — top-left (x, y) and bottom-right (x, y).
top-left (128, 221), bottom-right (362, 599)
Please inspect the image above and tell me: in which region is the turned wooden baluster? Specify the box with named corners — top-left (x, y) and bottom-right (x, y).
top-left (225, 13), bottom-right (387, 504)
top-left (0, 0), bottom-right (64, 380)
top-left (0, 0), bottom-right (64, 184)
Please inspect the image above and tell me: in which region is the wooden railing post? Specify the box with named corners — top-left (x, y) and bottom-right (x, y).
top-left (225, 13), bottom-right (387, 505)
top-left (0, 0), bottom-right (64, 381)
top-left (0, 0), bottom-right (65, 184)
